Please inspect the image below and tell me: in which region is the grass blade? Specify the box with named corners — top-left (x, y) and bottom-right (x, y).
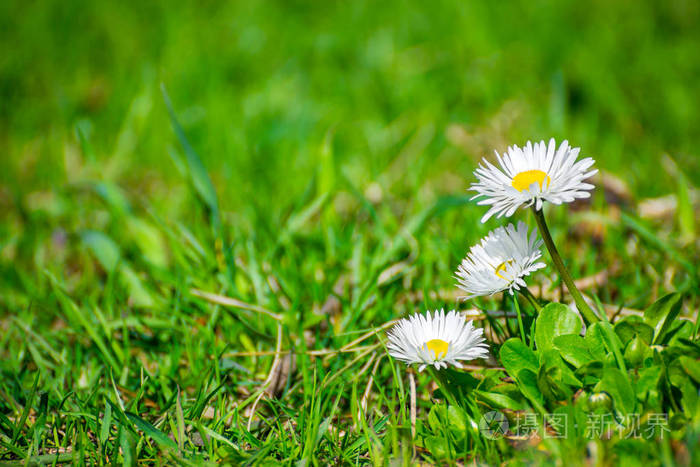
top-left (125, 412), bottom-right (178, 452)
top-left (176, 386), bottom-right (185, 451)
top-left (11, 372), bottom-right (40, 445)
top-left (160, 84), bottom-right (220, 224)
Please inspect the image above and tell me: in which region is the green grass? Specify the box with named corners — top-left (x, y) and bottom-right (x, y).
top-left (1, 0), bottom-right (699, 464)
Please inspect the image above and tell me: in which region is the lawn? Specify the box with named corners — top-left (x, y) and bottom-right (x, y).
top-left (1, 0), bottom-right (699, 465)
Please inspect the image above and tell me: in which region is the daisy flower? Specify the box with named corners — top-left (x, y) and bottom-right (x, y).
top-left (455, 221), bottom-right (545, 299)
top-left (470, 138), bottom-right (597, 222)
top-left (386, 309), bottom-right (489, 372)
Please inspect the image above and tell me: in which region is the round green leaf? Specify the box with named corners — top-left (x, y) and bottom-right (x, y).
top-left (535, 303), bottom-right (582, 352)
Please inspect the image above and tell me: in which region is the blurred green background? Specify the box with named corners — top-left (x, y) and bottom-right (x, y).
top-left (2, 0), bottom-right (699, 208)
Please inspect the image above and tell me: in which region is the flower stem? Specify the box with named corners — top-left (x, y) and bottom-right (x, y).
top-left (522, 287), bottom-right (542, 312)
top-left (513, 293), bottom-right (527, 343)
top-left (427, 367), bottom-right (459, 407)
top-left (532, 207), bottom-right (600, 324)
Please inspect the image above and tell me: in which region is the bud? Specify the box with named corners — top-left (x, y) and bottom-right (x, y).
top-left (588, 391), bottom-right (613, 411)
top-left (624, 334), bottom-right (648, 367)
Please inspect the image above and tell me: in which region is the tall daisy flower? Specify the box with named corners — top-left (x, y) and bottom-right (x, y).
top-left (386, 309), bottom-right (489, 372)
top-left (470, 138), bottom-right (597, 222)
top-left (455, 221), bottom-right (545, 299)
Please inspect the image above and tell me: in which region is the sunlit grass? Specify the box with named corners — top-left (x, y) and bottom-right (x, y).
top-left (1, 0), bottom-right (699, 464)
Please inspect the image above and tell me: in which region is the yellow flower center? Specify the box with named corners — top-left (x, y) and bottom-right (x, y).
top-left (511, 170), bottom-right (551, 192)
top-left (424, 339), bottom-right (449, 359)
top-left (494, 259), bottom-right (514, 280)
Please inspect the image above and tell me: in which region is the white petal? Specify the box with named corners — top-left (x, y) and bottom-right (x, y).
top-left (470, 138), bottom-right (597, 217)
top-left (385, 309), bottom-right (489, 370)
top-left (455, 222), bottom-right (545, 299)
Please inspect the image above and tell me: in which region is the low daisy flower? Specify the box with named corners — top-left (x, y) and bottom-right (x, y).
top-left (386, 309), bottom-right (489, 372)
top-left (470, 138), bottom-right (597, 222)
top-left (455, 221), bottom-right (545, 299)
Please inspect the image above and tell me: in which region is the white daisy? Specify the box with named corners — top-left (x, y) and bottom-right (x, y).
top-left (455, 221), bottom-right (545, 299)
top-left (470, 138), bottom-right (598, 222)
top-left (386, 309), bottom-right (489, 372)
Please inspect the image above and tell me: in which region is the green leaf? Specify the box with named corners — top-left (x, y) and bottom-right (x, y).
top-left (425, 436), bottom-right (451, 459)
top-left (499, 338), bottom-right (538, 377)
top-left (475, 390), bottom-right (525, 411)
top-left (584, 325), bottom-right (608, 361)
top-left (537, 350), bottom-right (579, 402)
top-left (635, 365), bottom-right (661, 403)
top-left (614, 315), bottom-right (654, 345)
top-left (676, 375), bottom-right (698, 417)
top-left (516, 369), bottom-right (545, 411)
top-left (444, 368), bottom-right (479, 392)
top-left (538, 370), bottom-right (572, 403)
top-left (575, 361), bottom-right (605, 385)
top-left (125, 412), bottom-right (178, 452)
top-left (126, 217), bottom-right (168, 268)
top-left (422, 404), bottom-right (465, 459)
top-left (534, 303), bottom-right (582, 352)
top-left (93, 181), bottom-right (131, 215)
top-left (553, 334), bottom-right (595, 367)
top-left (427, 404), bottom-right (446, 434)
top-left (499, 339), bottom-right (545, 410)
top-left (679, 356), bottom-right (700, 384)
top-left (119, 265), bottom-right (156, 308)
top-left (676, 338), bottom-right (700, 357)
top-left (670, 413), bottom-right (690, 431)
top-left (446, 405), bottom-right (467, 437)
top-left (82, 230), bottom-right (121, 272)
top-left (668, 360), bottom-right (698, 418)
top-left (596, 368), bottom-right (635, 416)
top-left (587, 321), bottom-right (626, 372)
top-left (539, 349), bottom-right (582, 387)
top-left (660, 319), bottom-right (693, 346)
top-left (426, 403), bottom-right (465, 442)
top-left (643, 292), bottom-right (683, 344)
